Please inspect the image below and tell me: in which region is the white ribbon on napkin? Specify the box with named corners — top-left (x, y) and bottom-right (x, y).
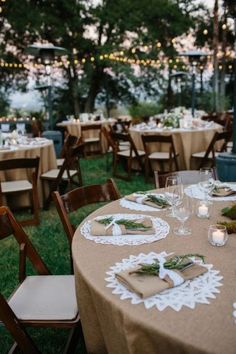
top-left (105, 219), bottom-right (123, 236)
top-left (133, 194), bottom-right (147, 204)
top-left (158, 254), bottom-right (184, 287)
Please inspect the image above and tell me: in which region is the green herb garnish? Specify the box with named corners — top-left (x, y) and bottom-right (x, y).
top-left (218, 221), bottom-right (236, 234)
top-left (146, 194), bottom-right (170, 208)
top-left (129, 254), bottom-right (205, 276)
top-left (97, 217), bottom-right (151, 230)
top-left (221, 204), bottom-right (236, 220)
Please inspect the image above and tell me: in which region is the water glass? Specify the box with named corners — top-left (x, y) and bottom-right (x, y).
top-left (173, 198), bottom-right (191, 236)
top-left (165, 175), bottom-right (183, 217)
top-left (198, 167), bottom-right (214, 200)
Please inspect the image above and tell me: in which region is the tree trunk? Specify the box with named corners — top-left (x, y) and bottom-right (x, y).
top-left (84, 66), bottom-right (104, 113)
top-left (67, 62), bottom-right (80, 118)
top-left (166, 67), bottom-right (173, 111)
top-left (213, 0), bottom-right (219, 113)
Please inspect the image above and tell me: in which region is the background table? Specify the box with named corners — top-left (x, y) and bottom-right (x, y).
top-left (57, 120), bottom-right (111, 153)
top-left (72, 194), bottom-right (236, 354)
top-left (130, 124), bottom-right (222, 170)
top-left (0, 140), bottom-right (57, 207)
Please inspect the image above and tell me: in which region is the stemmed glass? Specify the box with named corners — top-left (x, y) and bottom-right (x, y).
top-left (174, 198), bottom-right (191, 236)
top-left (198, 167), bottom-right (215, 201)
top-left (164, 175), bottom-right (183, 217)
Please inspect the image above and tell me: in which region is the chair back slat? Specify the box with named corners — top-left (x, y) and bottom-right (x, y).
top-left (199, 130), bottom-right (232, 169)
top-left (0, 206), bottom-right (50, 275)
top-left (53, 179), bottom-right (120, 272)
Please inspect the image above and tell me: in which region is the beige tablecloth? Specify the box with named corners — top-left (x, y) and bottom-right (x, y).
top-left (0, 140), bottom-right (57, 207)
top-left (72, 194), bottom-right (236, 354)
top-left (130, 124), bottom-right (223, 170)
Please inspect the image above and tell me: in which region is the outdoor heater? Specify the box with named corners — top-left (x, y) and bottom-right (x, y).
top-left (26, 44), bottom-right (67, 130)
top-left (179, 50), bottom-right (208, 117)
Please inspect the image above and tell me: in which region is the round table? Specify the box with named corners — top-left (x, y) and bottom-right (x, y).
top-left (72, 191), bottom-right (236, 354)
top-left (130, 124), bottom-right (223, 170)
top-left (0, 139), bottom-right (57, 207)
top-left (57, 119), bottom-right (112, 153)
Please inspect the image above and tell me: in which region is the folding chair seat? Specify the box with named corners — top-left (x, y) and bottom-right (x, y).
top-left (81, 124), bottom-right (102, 157)
top-left (141, 134), bottom-right (179, 181)
top-left (0, 206), bottom-right (81, 354)
top-left (111, 132), bottom-right (145, 180)
top-left (191, 131), bottom-right (232, 169)
top-left (0, 157), bottom-right (40, 226)
top-left (53, 179), bottom-right (120, 272)
top-left (41, 144), bottom-right (84, 209)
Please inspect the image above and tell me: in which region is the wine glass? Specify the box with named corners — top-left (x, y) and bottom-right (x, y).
top-left (198, 167), bottom-right (215, 201)
top-left (164, 175), bottom-right (183, 217)
top-left (173, 198), bottom-right (191, 236)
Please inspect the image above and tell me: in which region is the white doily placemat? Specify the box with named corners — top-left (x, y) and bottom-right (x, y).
top-left (105, 251), bottom-right (223, 311)
top-left (120, 193), bottom-right (168, 212)
top-left (233, 303), bottom-right (236, 324)
top-left (185, 184), bottom-right (236, 202)
top-left (80, 213), bottom-right (169, 246)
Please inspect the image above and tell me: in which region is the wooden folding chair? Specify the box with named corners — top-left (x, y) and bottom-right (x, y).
top-left (191, 131), bottom-right (232, 169)
top-left (53, 179), bottom-right (120, 272)
top-left (154, 170), bottom-right (217, 188)
top-left (81, 124), bottom-right (102, 157)
top-left (0, 157), bottom-right (40, 226)
top-left (57, 134), bottom-right (81, 168)
top-left (111, 132), bottom-right (145, 180)
top-left (41, 144), bottom-right (84, 209)
top-left (141, 134), bottom-right (179, 182)
top-left (0, 206), bottom-right (81, 354)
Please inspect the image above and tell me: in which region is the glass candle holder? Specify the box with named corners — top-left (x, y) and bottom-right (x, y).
top-left (208, 225), bottom-right (228, 247)
top-left (196, 200), bottom-right (211, 219)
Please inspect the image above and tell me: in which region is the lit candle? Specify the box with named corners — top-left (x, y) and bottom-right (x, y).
top-left (198, 204), bottom-right (208, 217)
top-left (212, 230), bottom-right (224, 245)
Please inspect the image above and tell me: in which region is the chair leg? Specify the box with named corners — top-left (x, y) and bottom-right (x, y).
top-left (127, 158), bottom-right (132, 180)
top-left (63, 322), bottom-right (83, 354)
top-left (144, 158), bottom-right (148, 182)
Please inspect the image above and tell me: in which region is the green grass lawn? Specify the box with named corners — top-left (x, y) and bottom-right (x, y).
top-left (0, 154), bottom-right (153, 354)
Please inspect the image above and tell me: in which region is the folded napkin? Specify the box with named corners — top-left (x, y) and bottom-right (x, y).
top-left (116, 259), bottom-right (207, 298)
top-left (211, 185), bottom-right (236, 197)
top-left (90, 217), bottom-right (154, 236)
top-left (125, 193), bottom-right (169, 209)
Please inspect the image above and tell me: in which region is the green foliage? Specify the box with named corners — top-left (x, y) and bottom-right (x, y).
top-left (129, 101), bottom-right (162, 121)
top-left (221, 204), bottom-right (236, 220)
top-left (0, 91), bottom-right (10, 116)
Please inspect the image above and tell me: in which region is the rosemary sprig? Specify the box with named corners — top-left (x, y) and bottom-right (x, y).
top-left (129, 254), bottom-right (205, 276)
top-left (117, 219), bottom-right (151, 230)
top-left (146, 194), bottom-right (170, 207)
top-left (97, 217), bottom-right (151, 230)
top-left (218, 221), bottom-right (236, 234)
top-left (97, 217), bottom-right (113, 225)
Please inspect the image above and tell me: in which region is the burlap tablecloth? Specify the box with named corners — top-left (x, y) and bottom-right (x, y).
top-left (72, 194), bottom-right (236, 354)
top-left (57, 120), bottom-right (109, 153)
top-left (130, 124), bottom-right (223, 170)
top-left (0, 140), bottom-right (57, 207)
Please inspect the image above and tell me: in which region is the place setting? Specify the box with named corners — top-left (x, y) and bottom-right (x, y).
top-left (184, 167), bottom-right (236, 202)
top-left (119, 191), bottom-right (171, 211)
top-left (80, 213), bottom-right (170, 246)
top-left (105, 251), bottom-right (223, 311)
